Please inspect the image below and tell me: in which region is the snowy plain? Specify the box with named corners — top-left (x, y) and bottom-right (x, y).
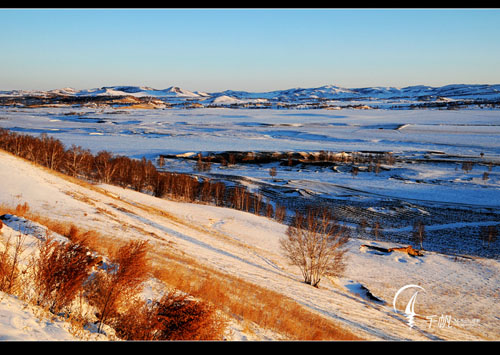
top-left (0, 105), bottom-right (499, 340)
top-left (1, 106), bottom-right (498, 253)
top-left (1, 107), bottom-right (498, 203)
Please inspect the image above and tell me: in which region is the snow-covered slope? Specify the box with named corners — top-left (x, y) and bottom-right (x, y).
top-left (74, 85), bottom-right (205, 98)
top-left (2, 84), bottom-right (499, 103)
top-left (0, 290), bottom-right (100, 341)
top-left (0, 149), bottom-right (499, 341)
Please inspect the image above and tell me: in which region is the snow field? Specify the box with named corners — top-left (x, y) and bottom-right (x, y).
top-left (0, 149), bottom-right (499, 340)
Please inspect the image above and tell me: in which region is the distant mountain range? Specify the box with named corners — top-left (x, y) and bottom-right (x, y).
top-left (1, 84), bottom-right (500, 109)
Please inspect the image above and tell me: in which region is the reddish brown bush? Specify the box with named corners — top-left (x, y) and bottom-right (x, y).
top-left (114, 291), bottom-right (226, 340)
top-left (152, 292), bottom-right (226, 340)
top-left (33, 237), bottom-right (99, 314)
top-left (0, 233), bottom-right (25, 295)
top-left (15, 202), bottom-right (30, 216)
top-left (85, 240), bottom-right (150, 332)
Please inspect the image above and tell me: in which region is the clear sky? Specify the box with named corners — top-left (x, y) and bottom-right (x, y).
top-left (1, 8), bottom-right (500, 92)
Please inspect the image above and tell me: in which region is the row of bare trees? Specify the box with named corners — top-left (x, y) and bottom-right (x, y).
top-left (0, 128), bottom-right (288, 222)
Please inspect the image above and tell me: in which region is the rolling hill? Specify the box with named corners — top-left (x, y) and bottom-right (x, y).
top-left (0, 147), bottom-right (499, 341)
top-left (2, 83), bottom-right (500, 109)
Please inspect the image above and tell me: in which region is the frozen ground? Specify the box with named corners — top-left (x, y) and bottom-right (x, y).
top-left (0, 106), bottom-right (499, 340)
top-left (0, 147), bottom-right (499, 341)
top-left (1, 107), bottom-right (499, 157)
top-left (1, 107), bottom-right (498, 258)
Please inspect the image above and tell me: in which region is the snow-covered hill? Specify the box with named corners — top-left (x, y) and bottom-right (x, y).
top-left (2, 84), bottom-right (500, 107)
top-left (0, 148), bottom-right (499, 341)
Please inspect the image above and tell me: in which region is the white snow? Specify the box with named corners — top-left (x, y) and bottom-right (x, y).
top-left (0, 102), bottom-right (499, 340)
top-left (4, 84), bottom-right (500, 106)
top-left (212, 95), bottom-right (243, 104)
top-left (0, 147), bottom-right (499, 341)
top-left (0, 291), bottom-right (89, 341)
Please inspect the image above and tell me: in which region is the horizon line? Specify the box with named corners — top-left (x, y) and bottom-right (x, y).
top-left (3, 82), bottom-right (500, 94)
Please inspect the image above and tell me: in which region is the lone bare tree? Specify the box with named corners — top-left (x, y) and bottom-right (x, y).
top-left (412, 221), bottom-right (426, 250)
top-left (269, 166), bottom-right (277, 179)
top-left (280, 208), bottom-right (350, 287)
top-left (481, 225), bottom-right (498, 249)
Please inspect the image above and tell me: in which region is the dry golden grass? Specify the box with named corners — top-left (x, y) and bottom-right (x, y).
top-left (0, 232), bottom-right (25, 296)
top-left (1, 200), bottom-right (360, 340)
top-left (0, 145), bottom-right (362, 340)
top-left (150, 247), bottom-right (361, 341)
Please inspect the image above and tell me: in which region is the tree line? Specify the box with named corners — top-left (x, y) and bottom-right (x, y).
top-left (0, 128), bottom-right (353, 290)
top-left (0, 128), bottom-right (287, 222)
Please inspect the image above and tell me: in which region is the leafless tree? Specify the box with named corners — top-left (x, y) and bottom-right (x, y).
top-left (269, 166), bottom-right (277, 179)
top-left (481, 225), bottom-right (498, 249)
top-left (253, 193), bottom-right (263, 215)
top-left (157, 155), bottom-right (165, 169)
top-left (65, 145), bottom-right (92, 178)
top-left (280, 208), bottom-right (350, 287)
top-left (94, 150), bottom-right (118, 184)
top-left (213, 182), bottom-right (225, 206)
top-left (412, 221), bottom-right (426, 250)
top-left (200, 178), bottom-right (213, 203)
top-left (40, 133), bottom-right (65, 171)
top-left (274, 204), bottom-right (287, 223)
top-left (372, 221), bottom-right (383, 240)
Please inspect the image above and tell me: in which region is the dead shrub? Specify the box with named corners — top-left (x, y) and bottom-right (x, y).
top-left (33, 237), bottom-right (99, 314)
top-left (154, 292), bottom-right (226, 340)
top-left (65, 224), bottom-right (99, 251)
top-left (114, 291), bottom-right (226, 341)
top-left (0, 233), bottom-right (26, 295)
top-left (113, 291), bottom-right (226, 341)
top-left (15, 202), bottom-right (30, 216)
top-left (111, 298), bottom-right (157, 340)
top-left (85, 240), bottom-right (150, 332)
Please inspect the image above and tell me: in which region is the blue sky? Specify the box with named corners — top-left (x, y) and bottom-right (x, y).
top-left (1, 8), bottom-right (500, 92)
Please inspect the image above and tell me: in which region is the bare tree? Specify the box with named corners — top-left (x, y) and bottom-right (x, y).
top-left (65, 145), bottom-right (92, 178)
top-left (253, 193), bottom-right (263, 216)
top-left (40, 134), bottom-right (65, 171)
top-left (280, 208), bottom-right (350, 287)
top-left (481, 225), bottom-right (498, 249)
top-left (371, 221), bottom-right (383, 240)
top-left (213, 182), bottom-right (225, 206)
top-left (269, 166), bottom-right (277, 179)
top-left (274, 203), bottom-right (287, 223)
top-left (157, 155), bottom-right (165, 169)
top-left (412, 221), bottom-right (426, 250)
top-left (94, 150), bottom-right (118, 184)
